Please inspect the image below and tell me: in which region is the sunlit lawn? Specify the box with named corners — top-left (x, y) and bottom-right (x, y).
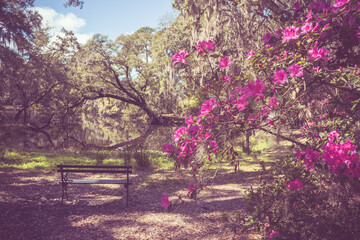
top-left (0, 131), bottom-right (294, 172)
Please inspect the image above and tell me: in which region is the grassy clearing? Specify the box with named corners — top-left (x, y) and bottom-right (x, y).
top-left (0, 148), bottom-right (173, 172)
top-left (0, 131), bottom-right (293, 173)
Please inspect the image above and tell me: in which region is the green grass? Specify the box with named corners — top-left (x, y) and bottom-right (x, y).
top-left (0, 131), bottom-right (293, 172)
top-left (0, 148), bottom-right (172, 172)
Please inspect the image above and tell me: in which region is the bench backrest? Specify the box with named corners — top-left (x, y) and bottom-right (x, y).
top-left (57, 165), bottom-right (132, 183)
top-left (57, 164), bottom-right (132, 174)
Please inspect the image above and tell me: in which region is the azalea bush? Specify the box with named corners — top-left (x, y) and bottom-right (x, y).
top-left (246, 132), bottom-right (360, 239)
top-left (162, 0), bottom-right (360, 238)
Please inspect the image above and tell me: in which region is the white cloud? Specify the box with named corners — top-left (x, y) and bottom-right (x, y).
top-left (33, 7), bottom-right (92, 45)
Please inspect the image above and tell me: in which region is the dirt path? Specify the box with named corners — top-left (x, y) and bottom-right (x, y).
top-left (0, 168), bottom-right (261, 240)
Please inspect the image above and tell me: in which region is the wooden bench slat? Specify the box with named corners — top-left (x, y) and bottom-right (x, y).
top-left (57, 164), bottom-right (131, 169)
top-left (57, 169), bottom-right (132, 174)
top-left (67, 179), bottom-right (131, 184)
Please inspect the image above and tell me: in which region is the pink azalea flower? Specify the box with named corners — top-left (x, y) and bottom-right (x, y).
top-left (269, 96), bottom-right (279, 109)
top-left (306, 10), bottom-right (313, 22)
top-left (163, 143), bottom-right (174, 153)
top-left (219, 57), bottom-right (232, 69)
top-left (282, 25), bottom-right (300, 43)
top-left (313, 66), bottom-right (320, 72)
top-left (235, 97), bottom-right (247, 111)
top-left (286, 179), bottom-right (303, 191)
top-left (248, 49), bottom-right (256, 60)
top-left (328, 130), bottom-right (340, 141)
top-left (209, 140), bottom-right (217, 148)
top-left (301, 22), bottom-right (313, 34)
top-left (268, 120), bottom-right (275, 126)
top-left (308, 46), bottom-right (330, 60)
top-left (333, 0), bottom-right (351, 8)
top-left (185, 115), bottom-right (194, 126)
top-left (196, 40), bottom-right (215, 55)
top-left (161, 194), bottom-right (170, 209)
top-left (222, 75), bottom-right (232, 83)
top-left (269, 231), bottom-right (280, 239)
top-left (288, 64), bottom-right (304, 78)
top-left (172, 50), bottom-right (188, 66)
top-left (204, 132), bottom-right (212, 140)
top-left (263, 32), bottom-right (273, 43)
top-left (213, 147), bottom-right (219, 153)
top-left (303, 148), bottom-right (320, 171)
top-left (187, 184), bottom-right (195, 196)
top-left (273, 69), bottom-right (287, 84)
top-left (174, 126), bottom-right (187, 142)
top-left (200, 97), bottom-right (218, 116)
top-left (243, 80), bottom-right (266, 98)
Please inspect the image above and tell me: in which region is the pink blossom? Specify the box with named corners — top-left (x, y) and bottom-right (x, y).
top-left (288, 64), bottom-right (304, 78)
top-left (174, 126), bottom-right (187, 142)
top-left (209, 140), bottom-right (217, 148)
top-left (273, 69), bottom-right (287, 84)
top-left (235, 97), bottom-right (247, 111)
top-left (247, 49), bottom-right (255, 60)
top-left (328, 130), bottom-right (340, 141)
top-left (163, 143), bottom-right (174, 153)
top-left (188, 125), bottom-right (199, 137)
top-left (293, 1), bottom-right (301, 12)
top-left (301, 22), bottom-right (313, 34)
top-left (333, 0), bottom-right (351, 8)
top-left (222, 75), bottom-right (232, 83)
top-left (282, 25), bottom-right (300, 43)
top-left (187, 184), bottom-right (195, 196)
top-left (268, 120), bottom-right (275, 126)
top-left (304, 148), bottom-right (320, 171)
top-left (306, 10), bottom-right (313, 22)
top-left (161, 194), bottom-right (170, 209)
top-left (308, 46), bottom-right (330, 60)
top-left (286, 179), bottom-right (303, 191)
top-left (269, 231), bottom-right (280, 239)
top-left (213, 147), bottom-right (219, 153)
top-left (200, 97), bottom-right (218, 116)
top-left (322, 137), bottom-right (360, 179)
top-left (185, 115), bottom-right (194, 126)
top-left (172, 50), bottom-right (189, 65)
top-left (269, 96), bottom-right (279, 108)
top-left (219, 57), bottom-right (232, 69)
top-left (204, 132), bottom-right (212, 140)
top-left (243, 80), bottom-right (266, 98)
top-left (196, 40), bottom-right (215, 55)
top-left (263, 32), bottom-right (273, 43)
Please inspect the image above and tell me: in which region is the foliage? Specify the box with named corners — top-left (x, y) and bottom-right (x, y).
top-left (246, 156), bottom-right (360, 240)
top-left (164, 0), bottom-right (360, 239)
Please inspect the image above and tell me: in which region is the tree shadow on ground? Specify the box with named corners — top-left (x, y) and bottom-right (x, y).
top-left (0, 168), bottom-right (262, 239)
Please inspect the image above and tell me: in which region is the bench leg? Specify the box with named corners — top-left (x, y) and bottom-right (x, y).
top-left (125, 184), bottom-right (129, 207)
top-left (61, 183), bottom-right (68, 203)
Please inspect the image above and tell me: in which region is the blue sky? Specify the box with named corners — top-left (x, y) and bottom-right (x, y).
top-left (33, 0), bottom-right (177, 44)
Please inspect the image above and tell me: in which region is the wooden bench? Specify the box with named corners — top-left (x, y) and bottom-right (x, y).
top-left (57, 164), bottom-right (132, 206)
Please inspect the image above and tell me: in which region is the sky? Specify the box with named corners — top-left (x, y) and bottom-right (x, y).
top-left (33, 0), bottom-right (178, 44)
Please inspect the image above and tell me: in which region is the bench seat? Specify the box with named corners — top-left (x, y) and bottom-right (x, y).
top-left (67, 179), bottom-right (131, 184)
top-left (57, 164), bottom-right (132, 206)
